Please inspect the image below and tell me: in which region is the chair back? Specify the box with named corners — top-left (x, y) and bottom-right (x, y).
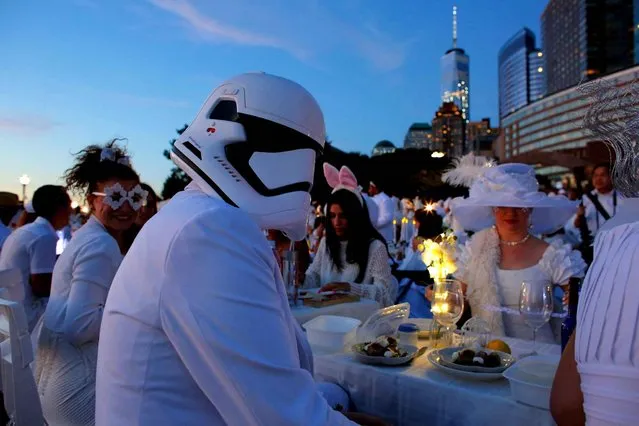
top-left (0, 269), bottom-right (25, 302)
top-left (0, 298), bottom-right (44, 425)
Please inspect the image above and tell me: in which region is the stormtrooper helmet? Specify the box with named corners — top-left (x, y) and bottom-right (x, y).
top-left (171, 72), bottom-right (325, 240)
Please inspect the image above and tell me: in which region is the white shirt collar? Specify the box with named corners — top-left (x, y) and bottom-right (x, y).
top-left (34, 216), bottom-right (56, 234)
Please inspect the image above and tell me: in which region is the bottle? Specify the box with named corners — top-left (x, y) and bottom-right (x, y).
top-left (561, 277), bottom-right (580, 352)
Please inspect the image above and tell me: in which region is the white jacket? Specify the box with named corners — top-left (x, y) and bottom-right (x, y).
top-left (96, 183), bottom-right (355, 426)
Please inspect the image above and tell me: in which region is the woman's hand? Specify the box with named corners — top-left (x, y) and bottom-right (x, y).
top-left (425, 285), bottom-right (434, 302)
top-left (319, 282), bottom-right (351, 293)
top-left (343, 412), bottom-right (392, 426)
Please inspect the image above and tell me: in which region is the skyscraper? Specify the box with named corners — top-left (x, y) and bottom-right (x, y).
top-left (441, 5), bottom-right (470, 123)
top-left (498, 28), bottom-right (546, 120)
top-left (542, 0), bottom-right (636, 95)
top-left (432, 102), bottom-right (465, 157)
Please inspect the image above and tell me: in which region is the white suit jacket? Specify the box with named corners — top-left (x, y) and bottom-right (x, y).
top-left (372, 192), bottom-right (394, 243)
top-left (96, 184), bottom-right (355, 426)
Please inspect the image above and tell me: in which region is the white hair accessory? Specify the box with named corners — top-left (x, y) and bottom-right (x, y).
top-left (442, 153), bottom-right (496, 188)
top-left (92, 183), bottom-right (148, 211)
top-left (100, 148), bottom-right (131, 167)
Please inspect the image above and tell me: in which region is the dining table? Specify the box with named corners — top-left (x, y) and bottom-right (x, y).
top-left (312, 337), bottom-right (561, 426)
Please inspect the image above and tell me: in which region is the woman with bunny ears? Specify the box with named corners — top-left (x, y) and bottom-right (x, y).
top-left (303, 164), bottom-right (398, 307)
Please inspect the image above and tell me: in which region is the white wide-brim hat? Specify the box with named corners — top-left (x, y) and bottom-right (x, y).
top-left (450, 163), bottom-right (579, 234)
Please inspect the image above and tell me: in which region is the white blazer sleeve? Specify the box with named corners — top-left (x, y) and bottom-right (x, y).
top-left (159, 211), bottom-right (355, 426)
top-left (376, 197), bottom-right (393, 228)
top-left (64, 240), bottom-right (121, 345)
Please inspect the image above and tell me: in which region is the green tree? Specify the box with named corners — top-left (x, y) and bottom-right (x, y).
top-left (161, 124), bottom-right (191, 199)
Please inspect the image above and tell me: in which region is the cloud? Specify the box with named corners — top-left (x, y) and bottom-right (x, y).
top-left (0, 115), bottom-right (61, 136)
top-left (147, 0), bottom-right (309, 60)
top-left (145, 0), bottom-right (407, 71)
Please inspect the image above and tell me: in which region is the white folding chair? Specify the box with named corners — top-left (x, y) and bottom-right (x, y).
top-left (0, 269), bottom-right (25, 303)
top-left (0, 298), bottom-right (44, 425)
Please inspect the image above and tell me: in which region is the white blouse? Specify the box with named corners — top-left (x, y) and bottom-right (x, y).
top-left (304, 238), bottom-right (397, 307)
top-left (576, 197), bottom-right (639, 425)
top-left (457, 232), bottom-right (586, 342)
top-left (36, 216), bottom-right (122, 426)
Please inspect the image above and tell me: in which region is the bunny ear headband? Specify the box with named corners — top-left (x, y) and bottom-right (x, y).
top-left (323, 163), bottom-right (364, 205)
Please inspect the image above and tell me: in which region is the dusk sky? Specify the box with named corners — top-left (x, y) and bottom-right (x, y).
top-left (0, 0), bottom-right (547, 199)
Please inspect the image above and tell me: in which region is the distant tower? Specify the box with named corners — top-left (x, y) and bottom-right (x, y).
top-left (440, 4), bottom-right (470, 124)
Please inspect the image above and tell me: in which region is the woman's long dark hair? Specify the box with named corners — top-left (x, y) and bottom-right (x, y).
top-left (63, 139), bottom-right (140, 198)
top-left (325, 189), bottom-right (388, 283)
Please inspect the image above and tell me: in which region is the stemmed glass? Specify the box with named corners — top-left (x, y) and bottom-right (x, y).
top-left (431, 279), bottom-right (465, 346)
top-left (519, 281), bottom-right (553, 356)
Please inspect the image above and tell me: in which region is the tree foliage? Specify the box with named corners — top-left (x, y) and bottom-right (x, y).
top-left (161, 124), bottom-right (190, 200)
top-left (161, 128), bottom-right (467, 202)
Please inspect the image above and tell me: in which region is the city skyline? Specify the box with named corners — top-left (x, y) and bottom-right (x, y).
top-left (0, 0), bottom-right (548, 198)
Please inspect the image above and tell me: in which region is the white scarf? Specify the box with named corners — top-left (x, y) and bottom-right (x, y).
top-left (460, 228), bottom-right (506, 336)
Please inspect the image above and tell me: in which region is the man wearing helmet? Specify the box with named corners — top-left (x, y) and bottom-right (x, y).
top-left (95, 73), bottom-right (384, 425)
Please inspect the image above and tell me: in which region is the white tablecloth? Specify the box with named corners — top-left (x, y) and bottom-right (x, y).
top-left (291, 299), bottom-right (379, 325)
top-left (313, 338), bottom-right (561, 426)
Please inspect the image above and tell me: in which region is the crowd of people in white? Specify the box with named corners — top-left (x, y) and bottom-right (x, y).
top-left (0, 72), bottom-right (636, 425)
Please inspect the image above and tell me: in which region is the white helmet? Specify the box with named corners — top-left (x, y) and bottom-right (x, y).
top-left (171, 72), bottom-right (325, 240)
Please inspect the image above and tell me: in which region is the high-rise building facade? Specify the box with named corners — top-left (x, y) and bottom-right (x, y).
top-left (432, 102), bottom-right (466, 157)
top-left (403, 123), bottom-right (433, 149)
top-left (441, 5), bottom-right (470, 123)
top-left (542, 0), bottom-right (636, 95)
top-left (498, 28), bottom-right (546, 120)
top-left (501, 65), bottom-right (639, 176)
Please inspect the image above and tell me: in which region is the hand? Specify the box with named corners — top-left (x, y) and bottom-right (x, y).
top-left (425, 285), bottom-right (434, 302)
top-left (574, 205), bottom-right (585, 227)
top-left (576, 204), bottom-right (585, 217)
top-left (343, 412), bottom-right (392, 426)
top-left (319, 282), bottom-right (351, 293)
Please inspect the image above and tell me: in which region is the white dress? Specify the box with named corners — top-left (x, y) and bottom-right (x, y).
top-left (576, 197), bottom-right (639, 425)
top-left (457, 229), bottom-right (586, 343)
top-left (36, 216), bottom-right (123, 426)
top-left (303, 238), bottom-right (397, 307)
top-left (95, 184), bottom-right (356, 426)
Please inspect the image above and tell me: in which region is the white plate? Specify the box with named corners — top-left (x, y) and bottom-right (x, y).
top-left (436, 347), bottom-right (515, 374)
top-left (352, 344), bottom-right (427, 366)
top-left (427, 350), bottom-right (505, 381)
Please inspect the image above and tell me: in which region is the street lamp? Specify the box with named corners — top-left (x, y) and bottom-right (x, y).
top-left (18, 174), bottom-right (30, 201)
top-left (431, 152), bottom-right (446, 158)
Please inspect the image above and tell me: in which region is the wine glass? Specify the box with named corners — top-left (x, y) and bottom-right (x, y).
top-left (431, 279), bottom-right (465, 346)
top-left (519, 280), bottom-right (553, 356)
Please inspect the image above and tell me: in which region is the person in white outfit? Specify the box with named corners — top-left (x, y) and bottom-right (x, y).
top-left (303, 164), bottom-right (397, 308)
top-left (0, 192), bottom-right (20, 254)
top-left (550, 81), bottom-right (639, 426)
top-left (368, 182), bottom-right (394, 244)
top-left (444, 159), bottom-right (585, 343)
top-left (0, 185), bottom-right (71, 330)
top-left (95, 73), bottom-right (387, 426)
top-left (36, 141), bottom-right (144, 426)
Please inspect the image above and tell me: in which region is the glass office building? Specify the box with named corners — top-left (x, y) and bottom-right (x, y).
top-left (501, 65), bottom-right (639, 175)
top-left (498, 28), bottom-right (546, 120)
top-left (441, 48), bottom-right (470, 123)
top-left (542, 0), bottom-right (635, 95)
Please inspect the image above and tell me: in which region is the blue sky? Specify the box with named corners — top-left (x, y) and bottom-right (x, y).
top-left (0, 0), bottom-right (547, 199)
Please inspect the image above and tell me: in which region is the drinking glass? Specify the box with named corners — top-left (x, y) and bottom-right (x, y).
top-left (431, 279), bottom-right (465, 346)
top-left (519, 280), bottom-right (553, 356)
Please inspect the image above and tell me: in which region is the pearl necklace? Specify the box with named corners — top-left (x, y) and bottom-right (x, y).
top-left (499, 233), bottom-right (531, 247)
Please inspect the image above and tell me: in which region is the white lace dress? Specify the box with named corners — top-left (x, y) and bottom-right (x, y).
top-left (303, 238), bottom-right (397, 307)
top-left (456, 229), bottom-right (586, 343)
